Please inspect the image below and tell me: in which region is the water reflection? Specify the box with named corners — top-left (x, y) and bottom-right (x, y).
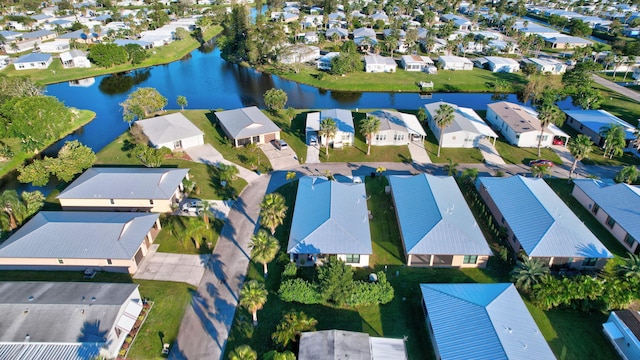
top-left (98, 69), bottom-right (151, 95)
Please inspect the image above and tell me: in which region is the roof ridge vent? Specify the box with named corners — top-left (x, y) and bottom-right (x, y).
top-left (159, 171), bottom-right (169, 185)
top-left (120, 219), bottom-right (134, 239)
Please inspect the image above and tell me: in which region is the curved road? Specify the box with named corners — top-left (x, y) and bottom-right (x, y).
top-left (592, 74), bottom-right (640, 102)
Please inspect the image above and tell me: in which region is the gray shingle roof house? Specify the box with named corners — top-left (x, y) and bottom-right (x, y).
top-left (57, 167), bottom-right (189, 212)
top-left (0, 282), bottom-right (143, 360)
top-left (214, 106), bottom-right (281, 147)
top-left (0, 211), bottom-right (161, 274)
top-left (287, 176), bottom-right (372, 267)
top-left (420, 283), bottom-right (555, 360)
top-left (137, 113), bottom-right (204, 151)
top-left (572, 179), bottom-right (640, 254)
top-left (476, 176), bottom-right (612, 269)
top-left (389, 174), bottom-right (492, 267)
top-left (299, 330), bottom-right (407, 360)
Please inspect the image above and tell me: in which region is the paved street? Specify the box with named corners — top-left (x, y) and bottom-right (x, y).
top-left (592, 75), bottom-right (640, 102)
top-left (134, 245), bottom-right (208, 287)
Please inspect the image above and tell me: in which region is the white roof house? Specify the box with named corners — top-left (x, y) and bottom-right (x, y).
top-left (368, 109), bottom-right (426, 146)
top-left (400, 55), bottom-right (435, 72)
top-left (564, 109), bottom-right (637, 147)
top-left (528, 57), bottom-right (567, 75)
top-left (437, 55), bottom-right (473, 70)
top-left (0, 212), bottom-right (161, 274)
top-left (425, 101), bottom-right (498, 148)
top-left (0, 282), bottom-right (143, 360)
top-left (317, 51), bottom-right (339, 70)
top-left (13, 53), bottom-right (53, 70)
top-left (306, 109), bottom-right (354, 147)
top-left (486, 102), bottom-right (570, 147)
top-left (364, 54), bottom-right (397, 73)
top-left (279, 44), bottom-right (321, 64)
top-left (137, 112), bottom-right (204, 151)
top-left (287, 176), bottom-right (372, 267)
top-left (60, 49), bottom-right (90, 68)
top-left (215, 106), bottom-right (281, 147)
top-left (476, 176), bottom-right (613, 269)
top-left (389, 175), bottom-right (492, 267)
top-left (543, 35), bottom-right (593, 49)
top-left (299, 330), bottom-right (407, 360)
top-left (38, 40), bottom-right (71, 53)
top-left (420, 283), bottom-right (556, 360)
top-left (484, 56), bottom-right (520, 73)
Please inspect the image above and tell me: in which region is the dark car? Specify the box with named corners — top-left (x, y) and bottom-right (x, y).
top-left (529, 159), bottom-right (554, 167)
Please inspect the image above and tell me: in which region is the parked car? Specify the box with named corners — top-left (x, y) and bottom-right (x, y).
top-left (181, 199), bottom-right (204, 214)
top-left (552, 138), bottom-right (564, 145)
top-left (274, 139), bottom-right (288, 150)
top-left (529, 159), bottom-right (554, 167)
top-left (309, 135), bottom-right (318, 146)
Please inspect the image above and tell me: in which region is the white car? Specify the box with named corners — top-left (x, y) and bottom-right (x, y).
top-left (309, 135), bottom-right (318, 146)
top-left (274, 139), bottom-right (288, 150)
top-left (181, 199), bottom-right (204, 214)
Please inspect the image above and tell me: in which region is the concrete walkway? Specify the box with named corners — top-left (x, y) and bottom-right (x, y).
top-left (408, 141), bottom-right (432, 164)
top-left (478, 139), bottom-right (506, 165)
top-left (169, 175), bottom-right (270, 360)
top-left (185, 144), bottom-right (260, 183)
top-left (133, 245), bottom-right (209, 287)
top-left (593, 75), bottom-right (640, 102)
top-left (305, 144), bottom-right (320, 164)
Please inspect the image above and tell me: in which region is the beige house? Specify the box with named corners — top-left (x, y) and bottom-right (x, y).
top-left (57, 167), bottom-right (189, 212)
top-left (367, 110), bottom-right (426, 146)
top-left (0, 212), bottom-right (161, 274)
top-left (215, 106), bottom-right (281, 147)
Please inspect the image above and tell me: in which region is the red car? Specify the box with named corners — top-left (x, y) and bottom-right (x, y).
top-left (552, 138), bottom-right (564, 145)
top-left (529, 159), bottom-right (554, 167)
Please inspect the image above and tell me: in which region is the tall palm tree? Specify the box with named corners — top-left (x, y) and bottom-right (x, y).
top-left (461, 167), bottom-right (479, 184)
top-left (567, 134), bottom-right (593, 178)
top-left (434, 104), bottom-right (455, 157)
top-left (271, 311), bottom-right (318, 348)
top-left (318, 117), bottom-right (337, 157)
top-left (249, 229), bottom-right (280, 276)
top-left (615, 253), bottom-right (640, 285)
top-left (600, 124), bottom-right (626, 159)
top-left (359, 115), bottom-right (381, 156)
top-left (623, 55), bottom-right (636, 81)
top-left (259, 193), bottom-right (288, 235)
top-left (186, 217), bottom-right (208, 249)
top-left (615, 165), bottom-right (639, 184)
top-left (0, 190), bottom-right (21, 231)
top-left (239, 280), bottom-right (268, 326)
top-left (536, 102), bottom-right (563, 156)
top-left (285, 171), bottom-right (296, 186)
top-left (444, 158), bottom-right (458, 177)
top-left (510, 257), bottom-right (550, 292)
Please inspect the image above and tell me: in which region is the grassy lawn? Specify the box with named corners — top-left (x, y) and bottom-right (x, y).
top-left (155, 214), bottom-right (223, 255)
top-left (0, 109), bottom-right (95, 177)
top-left (494, 136), bottom-right (562, 166)
top-left (365, 177), bottom-right (405, 266)
top-left (422, 127), bottom-right (485, 164)
top-left (595, 84), bottom-right (640, 127)
top-left (0, 26), bottom-right (222, 85)
top-left (560, 124), bottom-right (640, 166)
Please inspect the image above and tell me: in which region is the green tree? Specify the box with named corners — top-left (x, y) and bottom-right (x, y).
top-left (239, 280), bottom-right (268, 326)
top-left (271, 311), bottom-right (317, 348)
top-left (434, 104), bottom-right (455, 157)
top-left (567, 134), bottom-right (593, 178)
top-left (131, 144), bottom-right (171, 167)
top-left (123, 43), bottom-right (148, 65)
top-left (263, 88), bottom-right (287, 113)
top-left (120, 87), bottom-right (168, 118)
top-left (461, 167), bottom-right (479, 184)
top-left (228, 345), bottom-right (257, 360)
top-left (522, 62), bottom-right (538, 77)
top-left (570, 19), bottom-right (592, 37)
top-left (186, 216), bottom-right (209, 250)
top-left (531, 164), bottom-right (551, 178)
top-left (263, 350), bottom-right (296, 360)
top-left (444, 158), bottom-right (459, 177)
top-left (87, 43), bottom-right (129, 67)
top-left (318, 257), bottom-right (354, 306)
top-left (285, 171), bottom-right (296, 186)
top-left (536, 102), bottom-right (563, 156)
top-left (511, 257), bottom-right (550, 292)
top-left (17, 141), bottom-right (96, 186)
top-left (615, 165), bottom-right (639, 184)
top-left (0, 74), bottom-right (42, 103)
top-left (330, 52), bottom-right (362, 74)
top-left (17, 159), bottom-right (51, 186)
top-left (259, 193), bottom-right (287, 235)
top-left (572, 86), bottom-right (603, 110)
top-left (0, 190), bottom-right (44, 232)
top-left (615, 253), bottom-right (640, 285)
top-left (359, 115), bottom-right (381, 156)
top-left (174, 27), bottom-right (189, 41)
top-left (416, 107), bottom-right (427, 122)
top-left (177, 95), bottom-right (188, 110)
top-left (249, 229), bottom-right (280, 276)
top-left (217, 163), bottom-right (239, 182)
top-left (318, 117), bottom-right (337, 157)
top-left (600, 124), bottom-right (626, 159)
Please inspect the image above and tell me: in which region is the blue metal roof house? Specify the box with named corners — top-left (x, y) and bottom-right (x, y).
top-left (564, 109), bottom-right (637, 148)
top-left (287, 176), bottom-right (372, 267)
top-left (388, 174), bottom-right (492, 267)
top-left (476, 176), bottom-right (612, 269)
top-left (420, 283), bottom-right (556, 360)
top-left (572, 179), bottom-right (640, 255)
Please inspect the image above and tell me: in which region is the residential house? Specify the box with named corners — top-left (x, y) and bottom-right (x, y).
top-left (353, 27), bottom-right (377, 52)
top-left (0, 56), bottom-right (10, 70)
top-left (137, 113), bottom-right (204, 151)
top-left (437, 55), bottom-right (474, 70)
top-left (370, 11), bottom-right (390, 25)
top-left (299, 330), bottom-right (407, 360)
top-left (488, 39), bottom-right (518, 54)
top-left (420, 283), bottom-right (556, 360)
top-left (325, 27), bottom-right (348, 40)
top-left (425, 101), bottom-right (498, 148)
top-left (306, 109), bottom-right (354, 148)
top-left (38, 40), bottom-right (71, 53)
top-left (485, 56), bottom-right (520, 73)
top-left (57, 167), bottom-right (189, 212)
top-left (13, 53), bottom-right (53, 70)
top-left (215, 106), bottom-right (281, 147)
top-left (114, 39), bottom-right (154, 49)
top-left (527, 57), bottom-right (567, 74)
top-left (572, 179), bottom-right (640, 254)
top-left (22, 30), bottom-right (57, 42)
top-left (564, 109), bottom-right (637, 148)
top-left (440, 14), bottom-right (474, 30)
top-left (389, 174), bottom-right (492, 267)
top-left (476, 176), bottom-right (613, 269)
top-left (400, 55), bottom-right (435, 72)
top-left (487, 102), bottom-right (570, 147)
top-left (287, 176), bottom-right (372, 267)
top-left (60, 49), bottom-right (90, 68)
top-left (303, 31), bottom-right (318, 44)
top-left (603, 310), bottom-right (640, 360)
top-left (515, 21), bottom-right (560, 37)
top-left (364, 54), bottom-right (397, 73)
top-left (0, 211), bottom-right (161, 274)
top-left (367, 109), bottom-right (427, 146)
top-left (279, 44), bottom-right (321, 64)
top-left (0, 282), bottom-right (143, 360)
top-left (543, 35), bottom-right (593, 49)
top-left (317, 52), bottom-right (339, 70)
top-left (57, 29), bottom-right (101, 44)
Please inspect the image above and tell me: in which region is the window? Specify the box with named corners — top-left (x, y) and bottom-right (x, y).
top-left (149, 199), bottom-right (154, 205)
top-left (393, 134), bottom-right (405, 141)
top-left (582, 258), bottom-right (597, 267)
top-left (110, 199), bottom-right (115, 205)
top-left (606, 216), bottom-right (616, 229)
top-left (463, 255), bottom-right (478, 264)
top-left (58, 259), bottom-right (64, 264)
top-left (580, 125), bottom-right (584, 130)
top-left (624, 234), bottom-right (636, 247)
top-left (375, 134), bottom-right (386, 141)
top-left (345, 254), bottom-right (360, 263)
top-left (591, 203), bottom-right (599, 215)
top-left (107, 259), bottom-right (113, 265)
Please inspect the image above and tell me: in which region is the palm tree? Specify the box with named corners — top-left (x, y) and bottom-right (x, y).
top-left (239, 280), bottom-right (268, 326)
top-left (434, 104), bottom-right (455, 157)
top-left (600, 124), bottom-right (626, 159)
top-left (0, 190), bottom-right (21, 231)
top-left (461, 167), bottom-right (479, 184)
top-left (510, 257), bottom-right (550, 292)
top-left (536, 103), bottom-right (563, 156)
top-left (318, 117), bottom-right (337, 157)
top-left (271, 311), bottom-right (318, 348)
top-left (615, 165), bottom-right (639, 184)
top-left (567, 134), bottom-right (593, 178)
top-left (259, 193), bottom-right (288, 235)
top-left (531, 164), bottom-right (551, 178)
top-left (615, 253), bottom-right (640, 285)
top-left (199, 200), bottom-right (214, 229)
top-left (177, 95), bottom-right (188, 110)
top-left (359, 115), bottom-right (381, 156)
top-left (623, 55), bottom-right (636, 81)
top-left (228, 345), bottom-right (257, 360)
top-left (186, 217), bottom-right (208, 249)
top-left (249, 229), bottom-right (280, 276)
top-left (444, 158), bottom-right (458, 177)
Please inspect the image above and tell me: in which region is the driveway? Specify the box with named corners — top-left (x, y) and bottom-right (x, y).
top-left (133, 245), bottom-right (209, 287)
top-left (305, 144), bottom-right (320, 164)
top-left (185, 144), bottom-right (260, 183)
top-left (408, 141), bottom-right (431, 164)
top-left (260, 143), bottom-right (300, 170)
top-left (478, 139), bottom-right (506, 165)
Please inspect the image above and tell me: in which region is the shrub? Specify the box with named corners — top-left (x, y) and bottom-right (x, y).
top-left (278, 278), bottom-right (323, 304)
top-left (347, 272), bottom-right (394, 306)
top-left (282, 262), bottom-right (297, 277)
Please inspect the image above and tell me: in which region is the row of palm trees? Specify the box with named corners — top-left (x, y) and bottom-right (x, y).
top-left (316, 115), bottom-right (382, 157)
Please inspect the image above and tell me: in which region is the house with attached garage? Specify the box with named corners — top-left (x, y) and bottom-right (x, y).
top-left (13, 53), bottom-right (53, 70)
top-left (137, 112), bottom-right (204, 151)
top-left (400, 55), bottom-right (435, 72)
top-left (57, 167), bottom-right (189, 212)
top-left (306, 109), bottom-right (354, 148)
top-left (367, 109), bottom-right (426, 146)
top-left (476, 176), bottom-right (613, 269)
top-left (572, 179), bottom-right (640, 254)
top-left (425, 101), bottom-right (498, 148)
top-left (389, 174), bottom-right (492, 267)
top-left (485, 56), bottom-right (520, 73)
top-left (364, 54), bottom-right (397, 73)
top-left (603, 310), bottom-right (640, 360)
top-left (0, 282), bottom-right (143, 360)
top-left (420, 283), bottom-right (556, 360)
top-left (563, 109), bottom-right (637, 148)
top-left (0, 211), bottom-right (161, 274)
top-left (287, 176), bottom-right (372, 267)
top-left (215, 106), bottom-right (281, 147)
